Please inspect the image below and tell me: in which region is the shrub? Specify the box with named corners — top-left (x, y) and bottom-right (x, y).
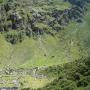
top-left (5, 30), bottom-right (25, 44)
top-left (0, 0), bottom-right (3, 3)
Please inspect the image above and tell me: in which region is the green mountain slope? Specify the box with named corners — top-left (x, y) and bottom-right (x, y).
top-left (0, 0), bottom-right (89, 68)
top-left (0, 0), bottom-right (90, 89)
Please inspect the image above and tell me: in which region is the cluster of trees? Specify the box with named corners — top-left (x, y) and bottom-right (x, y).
top-left (37, 57), bottom-right (90, 90)
top-left (64, 0), bottom-right (90, 6)
top-left (20, 57), bottom-right (90, 90)
top-left (0, 0), bottom-right (89, 44)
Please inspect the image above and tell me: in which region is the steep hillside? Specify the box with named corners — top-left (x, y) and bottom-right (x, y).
top-left (0, 0), bottom-right (90, 89)
top-left (0, 0), bottom-right (89, 68)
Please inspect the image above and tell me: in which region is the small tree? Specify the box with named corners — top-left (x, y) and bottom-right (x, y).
top-left (34, 23), bottom-right (52, 35)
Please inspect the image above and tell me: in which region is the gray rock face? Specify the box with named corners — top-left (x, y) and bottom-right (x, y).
top-left (0, 87), bottom-right (18, 90)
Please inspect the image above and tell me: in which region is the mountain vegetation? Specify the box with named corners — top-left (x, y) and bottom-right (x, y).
top-left (0, 0), bottom-right (89, 44)
top-left (37, 57), bottom-right (90, 90)
top-left (0, 0), bottom-right (90, 89)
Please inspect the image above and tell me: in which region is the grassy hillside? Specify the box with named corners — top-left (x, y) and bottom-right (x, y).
top-left (0, 13), bottom-right (90, 68)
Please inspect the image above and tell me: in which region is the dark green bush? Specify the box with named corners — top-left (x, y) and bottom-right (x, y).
top-left (5, 30), bottom-right (25, 44)
top-left (0, 0), bottom-right (3, 3)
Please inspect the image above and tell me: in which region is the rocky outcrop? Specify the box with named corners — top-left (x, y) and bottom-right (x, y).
top-left (0, 87), bottom-right (18, 90)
